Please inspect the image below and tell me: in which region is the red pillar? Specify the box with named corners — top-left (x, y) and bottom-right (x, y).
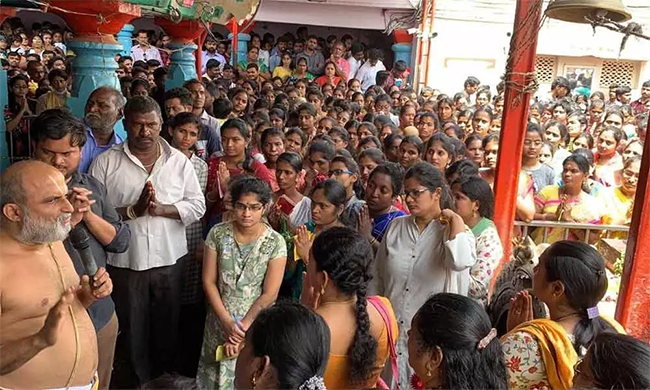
top-left (0, 7), bottom-right (17, 25)
top-left (229, 18), bottom-right (239, 66)
top-left (50, 1), bottom-right (140, 42)
top-left (196, 29), bottom-right (208, 77)
top-left (615, 119), bottom-right (650, 341)
top-left (156, 19), bottom-right (204, 46)
top-left (492, 0), bottom-right (543, 263)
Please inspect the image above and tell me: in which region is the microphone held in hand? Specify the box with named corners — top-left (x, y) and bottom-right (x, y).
top-left (68, 225), bottom-right (98, 277)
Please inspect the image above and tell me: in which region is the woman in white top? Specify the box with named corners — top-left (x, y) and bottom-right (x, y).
top-left (369, 162), bottom-right (476, 389)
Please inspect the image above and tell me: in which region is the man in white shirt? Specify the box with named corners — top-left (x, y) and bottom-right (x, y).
top-left (356, 48), bottom-right (386, 92)
top-left (130, 29), bottom-right (162, 65)
top-left (89, 96), bottom-right (205, 387)
top-left (347, 43), bottom-right (365, 82)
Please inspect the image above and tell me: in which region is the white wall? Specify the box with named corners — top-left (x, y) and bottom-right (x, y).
top-left (423, 10), bottom-right (650, 97)
top-left (425, 18), bottom-right (512, 95)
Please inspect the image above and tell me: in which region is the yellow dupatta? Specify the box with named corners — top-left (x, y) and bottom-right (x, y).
top-left (503, 319), bottom-right (577, 390)
top-left (503, 317), bottom-right (626, 390)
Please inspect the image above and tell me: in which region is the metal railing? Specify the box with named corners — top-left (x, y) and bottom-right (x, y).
top-left (513, 220), bottom-right (630, 244)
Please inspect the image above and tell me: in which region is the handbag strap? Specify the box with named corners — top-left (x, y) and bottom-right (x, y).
top-left (368, 296), bottom-right (401, 390)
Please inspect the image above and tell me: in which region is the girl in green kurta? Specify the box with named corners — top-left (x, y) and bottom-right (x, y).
top-left (197, 177), bottom-right (287, 390)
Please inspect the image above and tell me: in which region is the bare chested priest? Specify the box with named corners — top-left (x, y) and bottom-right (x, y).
top-left (0, 160), bottom-right (113, 390)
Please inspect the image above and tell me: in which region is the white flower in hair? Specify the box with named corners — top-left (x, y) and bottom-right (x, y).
top-left (298, 375), bottom-right (326, 390)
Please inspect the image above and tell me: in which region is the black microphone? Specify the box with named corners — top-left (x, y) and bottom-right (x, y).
top-left (69, 226), bottom-right (98, 277)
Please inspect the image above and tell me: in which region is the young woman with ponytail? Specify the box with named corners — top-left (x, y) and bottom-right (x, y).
top-left (501, 241), bottom-right (625, 390)
top-left (369, 162), bottom-right (476, 389)
top-left (303, 227), bottom-right (399, 390)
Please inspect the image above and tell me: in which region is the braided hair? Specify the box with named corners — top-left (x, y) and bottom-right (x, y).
top-left (311, 227), bottom-right (377, 383)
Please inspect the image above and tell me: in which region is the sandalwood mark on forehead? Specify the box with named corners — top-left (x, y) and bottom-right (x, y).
top-left (46, 174), bottom-right (68, 196)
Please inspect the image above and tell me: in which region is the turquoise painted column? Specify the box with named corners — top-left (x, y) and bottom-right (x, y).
top-left (392, 43), bottom-right (413, 67)
top-left (0, 69), bottom-right (8, 172)
top-left (228, 33), bottom-right (250, 66)
top-left (117, 24), bottom-right (134, 57)
top-left (67, 40), bottom-right (126, 140)
top-left (165, 42), bottom-right (198, 90)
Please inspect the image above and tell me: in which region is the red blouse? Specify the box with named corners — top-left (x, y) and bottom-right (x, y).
top-left (206, 156), bottom-right (276, 217)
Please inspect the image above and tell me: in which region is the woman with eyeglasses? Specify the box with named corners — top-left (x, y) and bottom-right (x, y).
top-left (197, 176), bottom-right (287, 390)
top-left (501, 241), bottom-right (624, 390)
top-left (329, 155), bottom-right (365, 228)
top-left (598, 156), bottom-right (641, 239)
top-left (573, 333), bottom-right (650, 390)
top-left (369, 162), bottom-right (476, 389)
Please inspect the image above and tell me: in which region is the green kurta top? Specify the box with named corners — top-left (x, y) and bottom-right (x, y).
top-left (197, 221), bottom-right (287, 390)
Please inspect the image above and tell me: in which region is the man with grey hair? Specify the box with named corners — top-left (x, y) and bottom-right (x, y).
top-left (0, 160), bottom-right (113, 389)
top-left (79, 86), bottom-right (126, 173)
top-left (90, 96), bottom-right (206, 387)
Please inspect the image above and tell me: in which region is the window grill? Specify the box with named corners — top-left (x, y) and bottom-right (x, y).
top-left (535, 56), bottom-right (556, 84)
top-left (599, 60), bottom-right (635, 88)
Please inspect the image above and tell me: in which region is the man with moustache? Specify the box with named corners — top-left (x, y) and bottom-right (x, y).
top-left (79, 87), bottom-right (125, 173)
top-left (31, 109), bottom-right (130, 390)
top-left (0, 160), bottom-right (113, 389)
top-left (90, 96), bottom-right (205, 387)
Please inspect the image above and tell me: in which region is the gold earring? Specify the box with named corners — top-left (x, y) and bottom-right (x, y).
top-left (320, 285), bottom-right (325, 295)
top-left (251, 376), bottom-right (257, 389)
top-left (427, 369), bottom-right (433, 377)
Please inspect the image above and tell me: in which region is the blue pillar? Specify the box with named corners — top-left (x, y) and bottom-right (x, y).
top-left (228, 33), bottom-right (250, 66)
top-left (0, 69), bottom-right (8, 172)
top-left (165, 42), bottom-right (198, 90)
top-left (392, 43), bottom-right (413, 67)
top-left (66, 40), bottom-right (126, 140)
top-left (117, 24), bottom-right (134, 57)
